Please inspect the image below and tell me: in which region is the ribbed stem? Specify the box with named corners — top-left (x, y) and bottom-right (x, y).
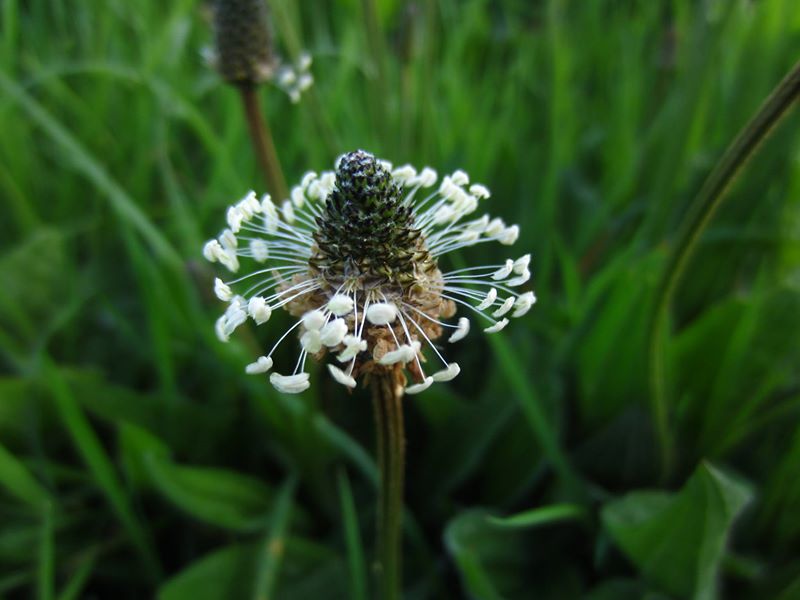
top-left (649, 58), bottom-right (800, 479)
top-left (371, 369), bottom-right (405, 600)
top-left (239, 85), bottom-right (289, 202)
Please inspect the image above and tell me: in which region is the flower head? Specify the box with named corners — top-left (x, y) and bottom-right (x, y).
top-left (208, 0), bottom-right (313, 101)
top-left (204, 150), bottom-right (535, 394)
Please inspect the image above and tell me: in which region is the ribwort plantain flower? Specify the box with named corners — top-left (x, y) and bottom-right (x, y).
top-left (208, 0), bottom-right (313, 102)
top-left (204, 150), bottom-right (535, 394)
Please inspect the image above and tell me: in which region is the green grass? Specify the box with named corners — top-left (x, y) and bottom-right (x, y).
top-left (1, 0), bottom-right (800, 598)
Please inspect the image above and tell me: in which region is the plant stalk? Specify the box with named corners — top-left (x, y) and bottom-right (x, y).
top-left (238, 85), bottom-right (289, 202)
top-left (648, 58), bottom-right (800, 479)
top-left (371, 368), bottom-right (405, 600)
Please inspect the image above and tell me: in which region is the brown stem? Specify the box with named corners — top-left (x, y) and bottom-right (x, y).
top-left (238, 85), bottom-right (289, 202)
top-left (371, 368), bottom-right (405, 600)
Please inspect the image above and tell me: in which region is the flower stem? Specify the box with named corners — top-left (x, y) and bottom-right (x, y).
top-left (238, 85), bottom-right (289, 202)
top-left (648, 58), bottom-right (800, 480)
top-left (371, 368), bottom-right (405, 600)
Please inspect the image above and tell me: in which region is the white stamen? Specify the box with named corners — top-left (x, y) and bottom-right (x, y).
top-left (291, 186), bottom-right (305, 208)
top-left (378, 344), bottom-right (416, 365)
top-left (261, 194), bottom-right (279, 232)
top-left (245, 356), bottom-right (273, 374)
top-left (327, 294), bottom-right (354, 316)
top-left (492, 260), bottom-right (514, 280)
top-left (406, 377), bottom-right (434, 395)
top-left (506, 269), bottom-right (530, 287)
top-left (513, 254), bottom-right (531, 274)
top-left (476, 288), bottom-right (498, 311)
top-left (250, 239), bottom-right (269, 262)
top-left (203, 239), bottom-right (222, 262)
top-left (218, 249), bottom-right (239, 273)
top-left (301, 171), bottom-right (317, 189)
top-left (499, 225), bottom-right (519, 245)
top-left (378, 159), bottom-right (393, 172)
top-left (484, 318), bottom-right (509, 333)
top-left (281, 200), bottom-right (295, 224)
top-left (451, 170), bottom-right (469, 186)
top-left (392, 165), bottom-right (417, 185)
top-left (327, 364), bottom-right (357, 388)
top-left (448, 317), bottom-right (470, 343)
top-left (366, 302), bottom-right (397, 325)
top-left (300, 329), bottom-right (322, 353)
top-left (248, 296), bottom-right (272, 324)
top-left (485, 218), bottom-right (505, 237)
top-left (416, 167), bottom-right (437, 187)
top-left (512, 292), bottom-right (537, 317)
top-left (469, 184), bottom-right (490, 199)
top-left (226, 206), bottom-right (243, 233)
top-left (432, 363), bottom-right (461, 382)
top-left (337, 335), bottom-right (367, 362)
top-left (214, 278), bottom-right (232, 301)
top-left (219, 228), bottom-right (238, 250)
top-left (302, 309), bottom-right (326, 331)
top-left (319, 318), bottom-right (348, 347)
top-left (269, 372), bottom-right (310, 394)
top-left (492, 297), bottom-right (515, 317)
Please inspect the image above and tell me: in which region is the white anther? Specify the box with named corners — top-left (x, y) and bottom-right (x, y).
top-left (378, 344), bottom-right (415, 365)
top-left (457, 230), bottom-right (481, 243)
top-left (513, 254), bottom-right (531, 274)
top-left (226, 206), bottom-right (243, 233)
top-left (366, 303), bottom-right (397, 325)
top-left (451, 170), bottom-right (469, 186)
top-left (298, 52), bottom-right (312, 71)
top-left (466, 215), bottom-right (490, 233)
top-left (499, 225), bottom-right (519, 245)
top-left (203, 239), bottom-right (222, 262)
top-left (248, 296), bottom-right (272, 324)
top-left (327, 364), bottom-right (356, 388)
top-left (291, 186), bottom-right (305, 208)
top-left (433, 205), bottom-right (455, 224)
top-left (432, 363), bottom-right (461, 382)
top-left (327, 294), bottom-right (354, 316)
top-left (281, 200), bottom-right (295, 224)
top-left (512, 292), bottom-right (537, 317)
top-left (215, 316), bottom-right (229, 342)
top-left (221, 306), bottom-right (247, 338)
top-left (214, 278), bottom-right (232, 302)
top-left (476, 288), bottom-right (498, 311)
top-left (469, 184), bottom-right (490, 199)
top-left (506, 269), bottom-right (531, 287)
top-left (261, 195), bottom-right (279, 232)
top-left (484, 318), bottom-right (509, 333)
top-left (337, 335), bottom-right (367, 362)
top-left (448, 317), bottom-right (470, 343)
top-left (302, 309), bottom-right (326, 331)
top-left (392, 165), bottom-right (417, 185)
top-left (438, 176), bottom-right (459, 200)
top-left (269, 373), bottom-right (310, 394)
top-left (250, 239), bottom-right (269, 262)
top-left (219, 228), bottom-right (238, 250)
top-left (492, 297), bottom-right (515, 318)
top-left (297, 73), bottom-right (313, 92)
top-left (300, 329), bottom-right (322, 353)
top-left (301, 171), bottom-right (317, 189)
top-left (406, 377), bottom-right (434, 395)
top-left (485, 218), bottom-right (506, 237)
top-left (245, 356), bottom-right (273, 374)
top-left (378, 159), bottom-right (393, 172)
top-left (492, 260), bottom-right (514, 280)
top-left (320, 319), bottom-right (348, 347)
top-left (218, 249), bottom-right (240, 273)
top-left (415, 167), bottom-right (437, 187)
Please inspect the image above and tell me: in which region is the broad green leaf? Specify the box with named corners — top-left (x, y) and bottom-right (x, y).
top-left (157, 544), bottom-right (259, 600)
top-left (144, 457), bottom-right (278, 532)
top-left (253, 477), bottom-right (296, 599)
top-left (602, 462), bottom-right (753, 599)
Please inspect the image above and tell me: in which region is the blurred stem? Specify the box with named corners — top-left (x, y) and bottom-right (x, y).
top-left (238, 85), bottom-right (289, 202)
top-left (649, 58), bottom-right (800, 480)
top-left (371, 369), bottom-right (405, 600)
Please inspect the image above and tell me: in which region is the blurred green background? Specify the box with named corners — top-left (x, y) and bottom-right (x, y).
top-left (2, 0), bottom-right (800, 598)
